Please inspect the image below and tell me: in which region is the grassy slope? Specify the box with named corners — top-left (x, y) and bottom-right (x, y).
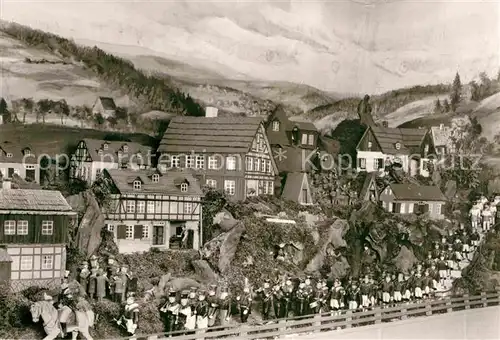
top-left (0, 124), bottom-right (156, 156)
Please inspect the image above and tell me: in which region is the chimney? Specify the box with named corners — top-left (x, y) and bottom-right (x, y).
top-left (382, 121), bottom-right (388, 128)
top-left (2, 178), bottom-right (11, 189)
top-left (439, 123), bottom-right (444, 130)
top-left (205, 106), bottom-right (218, 118)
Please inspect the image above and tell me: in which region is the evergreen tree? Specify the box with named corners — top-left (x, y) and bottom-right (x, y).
top-left (434, 99), bottom-right (442, 113)
top-left (450, 72), bottom-right (462, 112)
top-left (443, 98), bottom-right (451, 112)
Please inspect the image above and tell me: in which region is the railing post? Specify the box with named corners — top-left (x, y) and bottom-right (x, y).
top-left (239, 324), bottom-right (248, 338)
top-left (278, 319), bottom-right (287, 339)
top-left (345, 310), bottom-right (353, 329)
top-left (313, 313), bottom-right (322, 333)
top-left (464, 294), bottom-right (470, 310)
top-left (147, 335), bottom-right (158, 340)
top-left (425, 300), bottom-right (432, 316)
top-left (481, 292), bottom-right (487, 307)
top-left (446, 298), bottom-right (453, 313)
top-left (375, 307), bottom-right (382, 324)
top-left (400, 306), bottom-right (407, 320)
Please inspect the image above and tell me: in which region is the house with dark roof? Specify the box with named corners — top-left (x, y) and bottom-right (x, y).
top-left (157, 109), bottom-right (278, 201)
top-left (69, 138), bottom-right (153, 184)
top-left (92, 96), bottom-right (117, 119)
top-left (95, 168), bottom-right (203, 253)
top-left (356, 126), bottom-right (434, 177)
top-left (0, 142), bottom-right (39, 183)
top-left (0, 179), bottom-right (77, 291)
top-left (379, 183), bottom-right (446, 219)
top-left (281, 172), bottom-right (314, 205)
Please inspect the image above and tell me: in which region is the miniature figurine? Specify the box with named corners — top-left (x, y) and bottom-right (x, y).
top-left (113, 273), bottom-right (124, 303)
top-left (119, 265), bottom-right (130, 302)
top-left (95, 268), bottom-right (108, 302)
top-left (89, 254), bottom-right (99, 270)
top-left (346, 281), bottom-right (360, 311)
top-left (177, 290), bottom-right (195, 332)
top-left (236, 282), bottom-right (252, 323)
top-left (116, 292), bottom-right (139, 335)
top-left (360, 275), bottom-right (371, 310)
top-left (78, 261), bottom-right (90, 293)
top-left (195, 290), bottom-right (209, 329)
top-left (381, 275), bottom-right (393, 308)
top-left (256, 279), bottom-right (272, 320)
top-left (329, 279), bottom-right (344, 315)
top-left (160, 290), bottom-right (180, 333)
top-left (87, 268), bottom-right (98, 300)
top-left (206, 285), bottom-right (219, 327)
top-left (393, 273), bottom-right (403, 304)
top-left (280, 279), bottom-right (293, 318)
top-left (218, 286), bottom-right (231, 326)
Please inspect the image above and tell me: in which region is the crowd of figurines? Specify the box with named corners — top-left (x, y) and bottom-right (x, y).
top-left (54, 195), bottom-right (496, 337)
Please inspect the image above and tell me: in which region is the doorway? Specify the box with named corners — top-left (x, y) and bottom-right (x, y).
top-left (152, 225), bottom-right (165, 246)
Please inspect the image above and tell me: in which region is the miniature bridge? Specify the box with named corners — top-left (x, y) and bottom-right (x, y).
top-left (109, 292), bottom-right (500, 340)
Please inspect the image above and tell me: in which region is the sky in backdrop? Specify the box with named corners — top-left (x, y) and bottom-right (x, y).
top-left (1, 0), bottom-right (499, 94)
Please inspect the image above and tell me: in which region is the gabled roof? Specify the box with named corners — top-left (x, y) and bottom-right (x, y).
top-left (359, 172), bottom-right (378, 200)
top-left (363, 126), bottom-right (427, 155)
top-left (0, 189), bottom-right (75, 212)
top-left (388, 183), bottom-right (446, 202)
top-left (158, 116), bottom-right (264, 154)
top-left (97, 97), bottom-right (116, 110)
top-left (281, 172), bottom-right (311, 203)
top-left (105, 169), bottom-right (203, 196)
top-left (81, 139), bottom-right (152, 163)
top-left (0, 142), bottom-right (37, 164)
top-left (430, 126), bottom-right (451, 147)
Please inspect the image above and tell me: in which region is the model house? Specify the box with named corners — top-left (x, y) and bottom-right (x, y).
top-left (379, 183), bottom-right (446, 219)
top-left (0, 142), bottom-right (39, 183)
top-left (69, 138), bottom-right (152, 184)
top-left (265, 107), bottom-right (320, 173)
top-left (280, 172), bottom-right (314, 205)
top-left (92, 96), bottom-right (117, 119)
top-left (358, 172), bottom-right (380, 202)
top-left (0, 179), bottom-right (77, 291)
top-left (157, 107), bottom-right (278, 201)
top-left (95, 169), bottom-right (203, 253)
top-left (430, 124), bottom-right (453, 156)
top-left (356, 126), bottom-right (434, 177)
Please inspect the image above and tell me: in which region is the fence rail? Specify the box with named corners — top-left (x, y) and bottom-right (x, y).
top-left (106, 292), bottom-right (500, 340)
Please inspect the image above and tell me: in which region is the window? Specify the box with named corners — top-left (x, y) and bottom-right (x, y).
top-left (436, 204), bottom-right (442, 215)
top-left (301, 134), bottom-right (308, 145)
top-left (358, 158), bottom-right (366, 170)
top-left (302, 188), bottom-right (309, 204)
top-left (4, 220), bottom-right (15, 235)
top-left (126, 200), bottom-right (136, 213)
top-left (142, 226), bottom-right (149, 239)
top-left (208, 156), bottom-right (218, 170)
top-left (180, 183), bottom-right (189, 192)
top-left (424, 144), bottom-right (429, 154)
top-left (246, 157), bottom-right (253, 171)
top-left (226, 156), bottom-right (236, 171)
top-left (95, 169), bottom-right (102, 177)
top-left (224, 180), bottom-right (236, 196)
top-left (20, 256), bottom-right (33, 270)
top-left (171, 155), bottom-right (180, 168)
top-left (17, 220), bottom-right (28, 235)
top-left (123, 145), bottom-right (129, 152)
top-left (308, 134), bottom-right (314, 145)
top-left (272, 120), bottom-right (280, 131)
top-left (368, 141), bottom-right (373, 149)
top-left (6, 153), bottom-right (12, 158)
top-left (107, 224), bottom-right (115, 232)
top-left (147, 201), bottom-right (155, 214)
top-left (152, 174), bottom-right (159, 183)
top-left (137, 201), bottom-right (145, 213)
top-left (98, 149), bottom-right (103, 156)
top-left (196, 155), bottom-right (205, 169)
top-left (42, 255), bottom-right (53, 270)
top-left (254, 158), bottom-right (261, 173)
top-left (133, 180), bottom-right (142, 190)
top-left (422, 160), bottom-right (429, 172)
top-left (185, 155), bottom-right (195, 168)
top-left (184, 202), bottom-right (193, 214)
top-left (375, 158), bottom-right (384, 170)
top-left (206, 179), bottom-right (217, 188)
top-left (263, 181), bottom-right (274, 195)
top-left (428, 203), bottom-right (433, 214)
top-left (103, 143), bottom-right (109, 150)
top-left (23, 149), bottom-right (32, 155)
top-left (260, 159), bottom-right (266, 172)
top-left (41, 221), bottom-right (53, 235)
top-left (266, 160), bottom-right (271, 173)
top-left (393, 203), bottom-right (401, 213)
top-left (400, 203), bottom-right (406, 213)
top-left (125, 226), bottom-right (134, 239)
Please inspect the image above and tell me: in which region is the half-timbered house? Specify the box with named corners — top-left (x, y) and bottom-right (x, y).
top-left (96, 169), bottom-right (203, 254)
top-left (356, 126), bottom-right (434, 177)
top-left (0, 142), bottom-right (39, 183)
top-left (69, 138), bottom-right (152, 185)
top-left (0, 179), bottom-right (77, 291)
top-left (157, 109), bottom-right (278, 201)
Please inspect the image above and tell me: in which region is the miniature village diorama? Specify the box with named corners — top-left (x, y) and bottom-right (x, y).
top-left (1, 92), bottom-right (500, 340)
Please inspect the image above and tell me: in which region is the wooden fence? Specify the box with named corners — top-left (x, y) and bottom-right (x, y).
top-left (105, 291), bottom-right (500, 340)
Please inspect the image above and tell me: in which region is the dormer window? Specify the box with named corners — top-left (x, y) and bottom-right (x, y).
top-left (395, 142), bottom-right (401, 150)
top-left (180, 183), bottom-right (188, 192)
top-left (23, 149), bottom-right (31, 156)
top-left (6, 153), bottom-right (12, 158)
top-left (368, 141), bottom-right (372, 148)
top-left (272, 120), bottom-right (280, 131)
top-left (291, 127), bottom-right (299, 145)
top-left (152, 174), bottom-right (159, 183)
top-left (133, 180), bottom-right (142, 190)
top-left (103, 143), bottom-right (109, 150)
top-left (424, 144), bottom-right (429, 153)
top-left (123, 145), bottom-right (128, 152)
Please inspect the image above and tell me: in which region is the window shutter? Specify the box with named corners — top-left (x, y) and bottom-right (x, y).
top-left (117, 225), bottom-right (127, 239)
top-left (134, 225), bottom-right (142, 239)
